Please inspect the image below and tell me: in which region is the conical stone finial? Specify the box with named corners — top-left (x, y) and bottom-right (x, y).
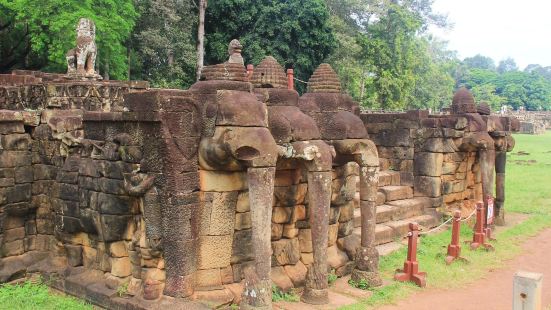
top-left (451, 87), bottom-right (477, 114)
top-left (307, 63), bottom-right (341, 93)
top-left (477, 102), bottom-right (491, 115)
top-left (251, 56), bottom-right (287, 89)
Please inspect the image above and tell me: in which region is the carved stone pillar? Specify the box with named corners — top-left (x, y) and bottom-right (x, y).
top-left (301, 171), bottom-right (332, 304)
top-left (242, 167), bottom-right (276, 309)
top-left (351, 164), bottom-right (382, 286)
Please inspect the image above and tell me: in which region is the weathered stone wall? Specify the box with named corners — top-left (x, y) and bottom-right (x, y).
top-left (195, 161), bottom-right (358, 292)
top-left (0, 111), bottom-right (36, 263)
top-left (362, 109), bottom-right (518, 214)
top-left (518, 121), bottom-right (546, 134)
top-left (0, 74), bottom-right (172, 291)
top-left (505, 111), bottom-right (551, 134)
top-left (1, 67), bottom-right (519, 309)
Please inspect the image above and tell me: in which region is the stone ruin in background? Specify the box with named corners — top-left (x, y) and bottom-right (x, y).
top-left (503, 110), bottom-right (550, 134)
top-left (0, 19), bottom-right (519, 309)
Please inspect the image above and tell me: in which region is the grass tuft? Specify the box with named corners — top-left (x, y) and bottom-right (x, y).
top-left (328, 269), bottom-right (338, 286)
top-left (272, 285), bottom-right (300, 302)
top-left (117, 282), bottom-right (129, 297)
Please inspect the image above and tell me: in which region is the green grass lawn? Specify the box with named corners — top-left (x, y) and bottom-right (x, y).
top-left (342, 131), bottom-right (551, 309)
top-left (0, 280), bottom-right (92, 310)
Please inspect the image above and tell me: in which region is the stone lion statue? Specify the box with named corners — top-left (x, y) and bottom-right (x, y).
top-left (66, 18), bottom-right (98, 77)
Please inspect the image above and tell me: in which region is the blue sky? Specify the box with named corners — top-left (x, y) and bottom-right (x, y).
top-left (430, 0), bottom-right (551, 69)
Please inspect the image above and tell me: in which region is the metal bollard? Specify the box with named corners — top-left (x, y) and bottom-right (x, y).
top-left (470, 202), bottom-right (494, 251)
top-left (445, 210), bottom-right (467, 264)
top-left (394, 222), bottom-right (426, 287)
top-left (286, 68), bottom-right (294, 90)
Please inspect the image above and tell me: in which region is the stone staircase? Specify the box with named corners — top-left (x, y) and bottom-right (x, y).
top-left (352, 170), bottom-right (440, 246)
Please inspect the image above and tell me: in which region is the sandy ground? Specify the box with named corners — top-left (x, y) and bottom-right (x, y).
top-left (377, 228), bottom-right (551, 310)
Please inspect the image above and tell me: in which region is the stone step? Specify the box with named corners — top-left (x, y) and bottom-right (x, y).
top-left (378, 185), bottom-right (413, 202)
top-left (377, 170), bottom-right (401, 187)
top-left (352, 225), bottom-right (393, 245)
top-left (385, 214), bottom-right (441, 238)
top-left (386, 197), bottom-right (431, 220)
top-left (352, 214), bottom-right (440, 246)
top-left (353, 197), bottom-right (431, 227)
top-left (353, 188), bottom-right (388, 206)
top-left (376, 241), bottom-right (402, 256)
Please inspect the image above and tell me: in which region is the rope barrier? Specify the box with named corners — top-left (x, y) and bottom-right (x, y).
top-left (418, 216), bottom-right (453, 235)
top-left (293, 77), bottom-right (309, 84)
top-left (460, 208), bottom-right (477, 222)
top-left (418, 208), bottom-right (477, 235)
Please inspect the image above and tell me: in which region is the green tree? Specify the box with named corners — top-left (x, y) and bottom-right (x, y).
top-left (131, 0), bottom-right (197, 88)
top-left (325, 0), bottom-right (451, 108)
top-left (459, 67), bottom-right (504, 110)
top-left (497, 57), bottom-right (518, 74)
top-left (497, 71), bottom-right (551, 110)
top-left (461, 58), bottom-right (551, 111)
top-left (462, 54), bottom-right (496, 71)
top-left (0, 5), bottom-right (37, 71)
top-left (324, 0), bottom-right (369, 100)
top-left (461, 68), bottom-right (499, 88)
top-left (470, 84), bottom-right (505, 111)
top-left (358, 2), bottom-right (424, 109)
top-left (409, 36), bottom-right (456, 110)
top-left (0, 0), bottom-right (136, 79)
top-left (204, 0), bottom-right (336, 91)
top-left (522, 73), bottom-right (551, 110)
top-left (524, 64), bottom-right (551, 82)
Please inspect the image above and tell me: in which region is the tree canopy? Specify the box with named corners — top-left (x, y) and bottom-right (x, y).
top-left (205, 0), bottom-right (336, 89)
top-left (458, 66), bottom-right (551, 111)
top-left (130, 0), bottom-right (197, 88)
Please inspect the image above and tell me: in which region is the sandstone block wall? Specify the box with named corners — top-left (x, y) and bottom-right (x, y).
top-left (519, 121), bottom-right (546, 134)
top-left (0, 70), bottom-right (519, 309)
top-left (506, 111), bottom-right (551, 134)
top-left (0, 74), bottom-right (173, 296)
top-left (194, 161), bottom-right (359, 291)
top-left (362, 110), bottom-right (518, 213)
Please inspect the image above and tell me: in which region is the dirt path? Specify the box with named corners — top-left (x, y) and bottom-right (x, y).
top-left (378, 228), bottom-right (551, 310)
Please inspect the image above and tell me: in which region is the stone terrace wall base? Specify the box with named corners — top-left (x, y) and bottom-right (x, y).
top-left (42, 268), bottom-right (209, 310)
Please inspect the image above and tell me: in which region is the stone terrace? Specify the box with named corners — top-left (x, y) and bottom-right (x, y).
top-left (0, 43), bottom-right (519, 309)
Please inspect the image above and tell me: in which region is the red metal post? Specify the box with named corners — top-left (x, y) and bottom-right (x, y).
top-left (394, 222), bottom-right (426, 287)
top-left (470, 202), bottom-right (494, 251)
top-left (445, 210), bottom-right (465, 264)
top-left (287, 68), bottom-right (294, 90)
top-left (246, 64), bottom-right (254, 81)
